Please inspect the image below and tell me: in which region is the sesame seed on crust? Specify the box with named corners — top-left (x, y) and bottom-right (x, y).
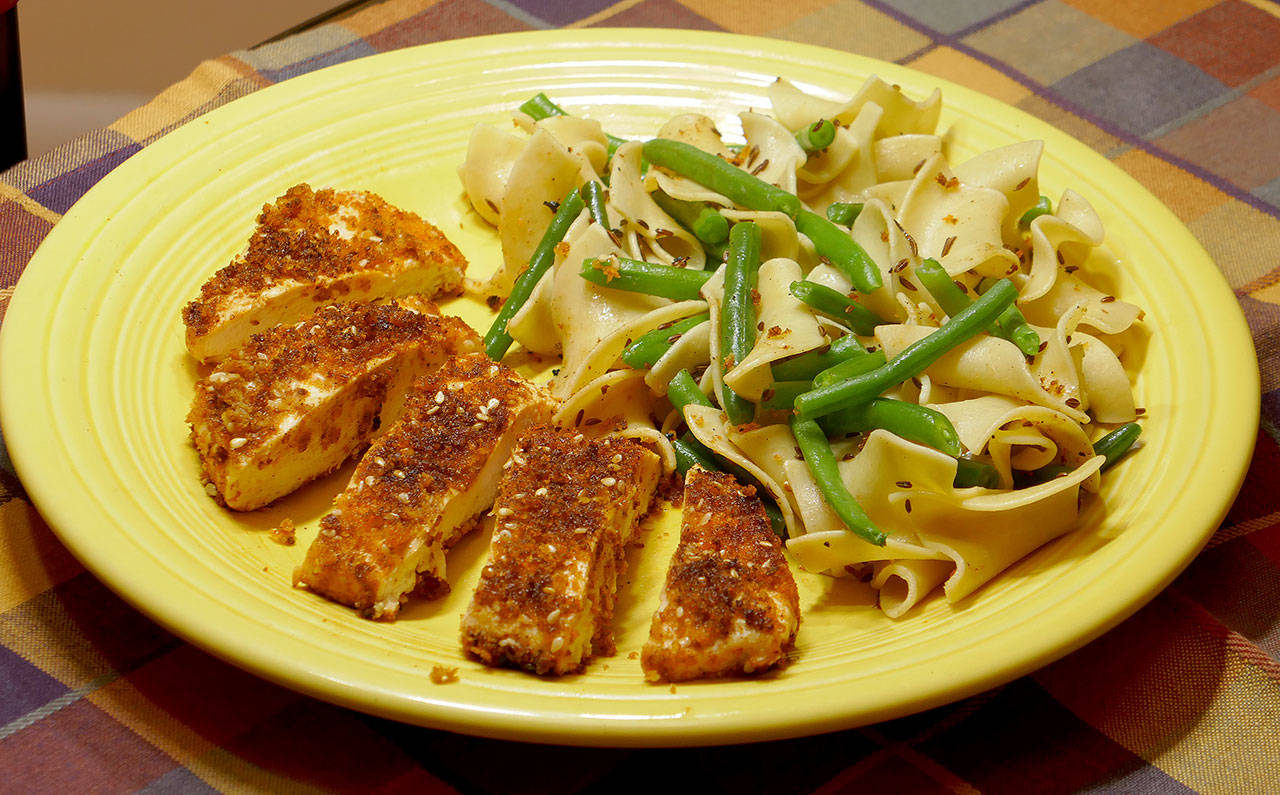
top-left (182, 183), bottom-right (467, 362)
top-left (293, 353), bottom-right (558, 619)
top-left (641, 466), bottom-right (800, 682)
top-left (461, 426), bottom-right (662, 675)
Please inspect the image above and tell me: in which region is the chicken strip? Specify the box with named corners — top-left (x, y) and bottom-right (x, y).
top-left (461, 428), bottom-right (663, 675)
top-left (293, 353), bottom-right (556, 619)
top-left (182, 183), bottom-right (466, 363)
top-left (641, 466), bottom-right (799, 682)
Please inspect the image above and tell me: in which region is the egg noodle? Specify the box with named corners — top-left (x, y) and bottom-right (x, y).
top-left (458, 76), bottom-right (1145, 618)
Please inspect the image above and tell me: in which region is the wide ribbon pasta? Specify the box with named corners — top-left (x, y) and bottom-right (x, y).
top-left (461, 73), bottom-right (1147, 622)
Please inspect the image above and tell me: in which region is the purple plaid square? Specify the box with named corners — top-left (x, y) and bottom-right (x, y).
top-left (876, 0), bottom-right (1030, 35)
top-left (1051, 42), bottom-right (1228, 136)
top-left (0, 645), bottom-right (68, 727)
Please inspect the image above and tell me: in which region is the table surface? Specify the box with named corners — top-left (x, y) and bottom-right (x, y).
top-left (3, 0), bottom-right (1280, 792)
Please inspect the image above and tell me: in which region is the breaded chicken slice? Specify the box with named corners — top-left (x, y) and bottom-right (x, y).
top-left (293, 354), bottom-right (557, 619)
top-left (461, 428), bottom-right (662, 675)
top-left (188, 298), bottom-right (479, 511)
top-left (641, 466), bottom-right (799, 682)
top-left (182, 183), bottom-right (466, 363)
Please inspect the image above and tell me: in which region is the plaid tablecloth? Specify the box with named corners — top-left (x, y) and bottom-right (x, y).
top-left (3, 0), bottom-right (1280, 791)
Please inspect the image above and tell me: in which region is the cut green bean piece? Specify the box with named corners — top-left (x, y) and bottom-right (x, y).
top-left (998, 313), bottom-right (1042, 357)
top-left (760, 380), bottom-right (812, 411)
top-left (642, 138), bottom-right (802, 217)
top-left (1094, 422), bottom-right (1142, 469)
top-left (720, 222), bottom-right (762, 426)
top-left (580, 256), bottom-right (712, 301)
top-left (794, 210), bottom-right (883, 293)
top-left (673, 434), bottom-right (719, 475)
top-left (582, 180), bottom-right (610, 228)
top-left (826, 202), bottom-right (864, 226)
top-left (818, 398), bottom-right (962, 456)
top-left (913, 258), bottom-right (971, 318)
top-left (518, 92), bottom-right (564, 120)
top-left (791, 416), bottom-right (885, 546)
top-left (770, 335), bottom-right (870, 382)
top-left (794, 279), bottom-right (1019, 419)
top-left (789, 280), bottom-right (884, 336)
top-left (484, 187), bottom-right (585, 360)
top-left (1030, 464), bottom-right (1074, 482)
top-left (811, 349), bottom-right (887, 389)
top-left (651, 190), bottom-right (730, 245)
top-left (621, 313), bottom-right (710, 370)
top-left (667, 368), bottom-right (714, 412)
top-left (954, 458), bottom-right (1001, 489)
top-left (794, 119), bottom-right (836, 152)
top-left (1019, 195), bottom-right (1053, 227)
top-left (1024, 423), bottom-right (1142, 484)
top-left (519, 92), bottom-right (627, 156)
top-left (916, 258), bottom-right (1041, 357)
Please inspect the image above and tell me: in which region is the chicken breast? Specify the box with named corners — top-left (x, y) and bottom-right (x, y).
top-left (188, 298), bottom-right (479, 511)
top-left (182, 183), bottom-right (467, 363)
top-left (461, 428), bottom-right (663, 675)
top-left (293, 354), bottom-right (557, 619)
top-left (641, 466), bottom-right (799, 682)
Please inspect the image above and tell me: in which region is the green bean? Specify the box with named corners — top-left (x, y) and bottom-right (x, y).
top-left (818, 398), bottom-right (962, 456)
top-left (794, 119), bottom-right (836, 152)
top-left (666, 376), bottom-right (757, 491)
top-left (811, 349), bottom-right (887, 388)
top-left (582, 180), bottom-right (610, 228)
top-left (579, 256), bottom-right (712, 301)
top-left (915, 259), bottom-right (1041, 357)
top-left (794, 210), bottom-right (883, 293)
top-left (789, 280), bottom-right (884, 336)
top-left (770, 334), bottom-right (870, 382)
top-left (518, 92), bottom-right (569, 122)
top-left (760, 380), bottom-right (812, 411)
top-left (1025, 422), bottom-right (1143, 484)
top-left (826, 202), bottom-right (864, 226)
top-left (484, 187), bottom-right (585, 360)
top-left (666, 368), bottom-right (714, 412)
top-left (981, 279), bottom-right (1041, 358)
top-left (1094, 422), bottom-right (1142, 469)
top-left (790, 416), bottom-right (885, 545)
top-left (954, 457), bottom-right (1001, 489)
top-left (642, 138), bottom-right (802, 217)
top-left (794, 278), bottom-right (1019, 419)
top-left (673, 434), bottom-right (719, 475)
top-left (997, 313), bottom-right (1043, 357)
top-left (1027, 464), bottom-right (1074, 483)
top-left (913, 258), bottom-right (971, 318)
top-left (651, 190), bottom-right (730, 246)
top-left (519, 92), bottom-right (627, 157)
top-left (1019, 195), bottom-right (1052, 227)
top-left (621, 313), bottom-right (710, 369)
top-left (721, 222), bottom-right (763, 425)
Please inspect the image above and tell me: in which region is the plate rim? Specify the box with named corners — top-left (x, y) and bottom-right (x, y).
top-left (0, 28), bottom-right (1260, 746)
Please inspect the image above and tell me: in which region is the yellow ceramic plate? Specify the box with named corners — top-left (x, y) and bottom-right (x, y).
top-left (0, 30), bottom-right (1258, 746)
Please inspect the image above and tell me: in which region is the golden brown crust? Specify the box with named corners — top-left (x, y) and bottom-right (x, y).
top-left (293, 354), bottom-right (557, 619)
top-left (190, 300), bottom-right (456, 450)
top-left (461, 427), bottom-right (662, 675)
top-left (181, 183), bottom-right (466, 338)
top-left (641, 466), bottom-right (799, 682)
top-left (187, 299), bottom-right (480, 510)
